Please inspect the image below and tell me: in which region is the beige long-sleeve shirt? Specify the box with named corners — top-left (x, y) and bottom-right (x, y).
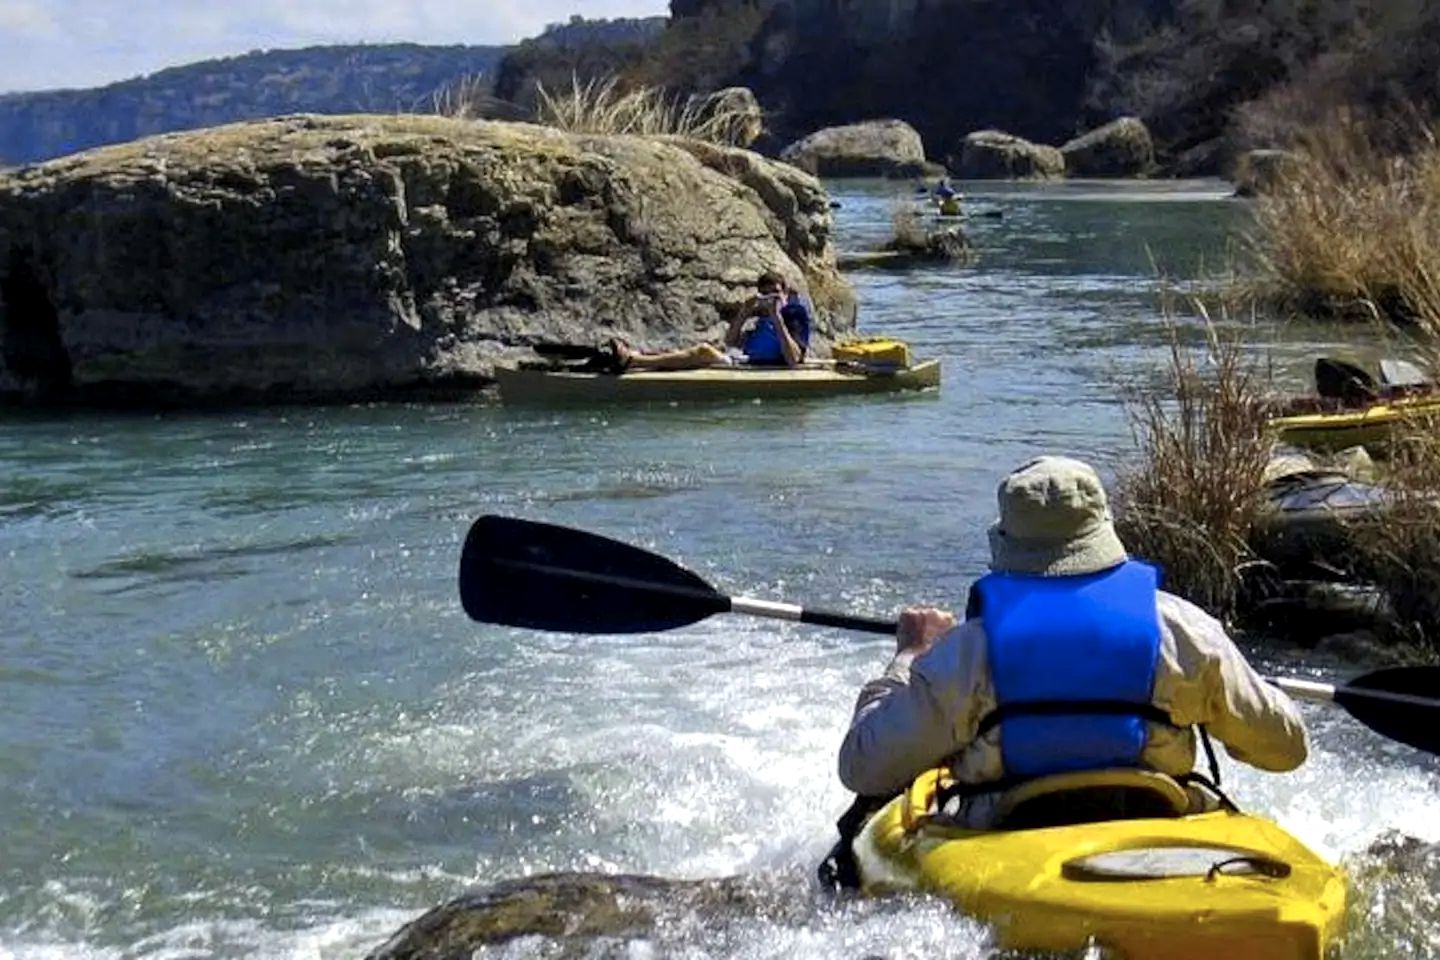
top-left (838, 591), bottom-right (1309, 797)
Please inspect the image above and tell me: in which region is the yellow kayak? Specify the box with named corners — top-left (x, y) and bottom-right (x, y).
top-left (855, 769), bottom-right (1346, 960)
top-left (1268, 394), bottom-right (1440, 451)
top-left (494, 359), bottom-right (941, 404)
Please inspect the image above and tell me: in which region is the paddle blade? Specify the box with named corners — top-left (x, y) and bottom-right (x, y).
top-left (459, 515), bottom-right (730, 634)
top-left (1335, 666), bottom-right (1440, 756)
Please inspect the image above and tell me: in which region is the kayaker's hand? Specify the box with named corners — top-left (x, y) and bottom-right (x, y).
top-left (896, 606), bottom-right (957, 656)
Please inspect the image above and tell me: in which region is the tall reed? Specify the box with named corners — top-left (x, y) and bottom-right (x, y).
top-left (1114, 300), bottom-right (1275, 622)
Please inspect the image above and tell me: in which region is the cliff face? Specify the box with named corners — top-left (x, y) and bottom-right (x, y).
top-left (0, 114), bottom-right (851, 405)
top-left (0, 45), bottom-right (509, 165)
top-left (659, 0), bottom-right (1439, 174)
top-left (493, 17), bottom-right (669, 109)
top-left (744, 0), bottom-right (1120, 147)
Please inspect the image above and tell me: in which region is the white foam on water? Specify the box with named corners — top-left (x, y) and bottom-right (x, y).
top-left (2, 903), bottom-right (424, 960)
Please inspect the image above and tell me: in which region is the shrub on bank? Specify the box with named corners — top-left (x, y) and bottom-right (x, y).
top-left (1339, 427), bottom-right (1440, 653)
top-left (1242, 116), bottom-right (1440, 326)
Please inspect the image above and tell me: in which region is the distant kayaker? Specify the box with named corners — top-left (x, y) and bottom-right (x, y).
top-left (822, 455), bottom-right (1308, 887)
top-left (932, 177), bottom-right (962, 216)
top-left (612, 271), bottom-right (811, 370)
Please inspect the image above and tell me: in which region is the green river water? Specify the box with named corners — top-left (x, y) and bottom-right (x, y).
top-left (1, 179), bottom-right (1436, 959)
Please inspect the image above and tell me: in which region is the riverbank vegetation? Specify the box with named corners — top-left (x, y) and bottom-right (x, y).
top-left (1242, 116), bottom-right (1440, 326)
top-left (1116, 296), bottom-right (1440, 658)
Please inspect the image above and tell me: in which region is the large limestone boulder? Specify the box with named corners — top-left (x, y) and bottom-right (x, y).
top-left (780, 119), bottom-right (937, 179)
top-left (952, 130), bottom-right (1065, 180)
top-left (1060, 117), bottom-right (1154, 178)
top-left (0, 113), bottom-right (853, 404)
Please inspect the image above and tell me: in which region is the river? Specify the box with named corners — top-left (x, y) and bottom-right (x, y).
top-left (1, 179), bottom-right (1436, 959)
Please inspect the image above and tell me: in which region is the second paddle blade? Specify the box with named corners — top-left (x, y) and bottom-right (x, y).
top-left (459, 515), bottom-right (730, 634)
top-left (1336, 666), bottom-right (1440, 757)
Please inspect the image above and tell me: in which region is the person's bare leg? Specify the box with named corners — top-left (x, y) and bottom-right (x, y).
top-left (616, 342), bottom-right (726, 370)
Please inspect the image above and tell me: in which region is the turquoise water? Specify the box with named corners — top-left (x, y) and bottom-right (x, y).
top-left (2, 180), bottom-right (1436, 958)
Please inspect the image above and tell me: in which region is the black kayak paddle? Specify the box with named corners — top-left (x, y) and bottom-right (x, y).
top-left (458, 514), bottom-right (1440, 758)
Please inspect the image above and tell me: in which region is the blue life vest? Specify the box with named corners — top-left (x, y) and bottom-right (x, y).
top-left (974, 560), bottom-right (1164, 779)
top-left (742, 296), bottom-right (811, 364)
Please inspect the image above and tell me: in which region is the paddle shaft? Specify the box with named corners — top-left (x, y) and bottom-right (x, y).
top-left (1270, 676), bottom-right (1439, 710)
top-left (460, 515), bottom-right (1438, 755)
top-left (491, 554), bottom-right (896, 635)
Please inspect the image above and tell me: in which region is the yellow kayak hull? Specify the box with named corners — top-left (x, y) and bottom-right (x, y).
top-left (856, 775), bottom-right (1346, 960)
top-left (1269, 395), bottom-right (1440, 451)
top-left (494, 359), bottom-right (941, 404)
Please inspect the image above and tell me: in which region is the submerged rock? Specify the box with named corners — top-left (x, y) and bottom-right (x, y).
top-left (881, 226), bottom-right (972, 263)
top-left (366, 872), bottom-right (784, 960)
top-left (0, 114), bottom-right (853, 406)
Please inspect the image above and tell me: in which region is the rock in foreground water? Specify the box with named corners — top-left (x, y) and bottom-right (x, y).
top-left (366, 872), bottom-right (779, 960)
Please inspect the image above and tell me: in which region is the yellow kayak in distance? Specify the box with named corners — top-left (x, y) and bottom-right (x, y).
top-left (854, 768), bottom-right (1346, 960)
top-left (494, 358), bottom-right (941, 404)
top-left (1268, 393), bottom-right (1440, 451)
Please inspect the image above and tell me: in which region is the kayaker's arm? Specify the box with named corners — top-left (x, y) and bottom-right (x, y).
top-left (772, 299), bottom-right (806, 367)
top-left (1160, 595), bottom-right (1310, 772)
top-left (839, 612), bottom-right (984, 797)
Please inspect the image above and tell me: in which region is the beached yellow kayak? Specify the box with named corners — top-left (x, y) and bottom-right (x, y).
top-left (494, 359), bottom-right (941, 404)
top-left (855, 768), bottom-right (1346, 960)
top-left (1269, 394), bottom-right (1440, 451)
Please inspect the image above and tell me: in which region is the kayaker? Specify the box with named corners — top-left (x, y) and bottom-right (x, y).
top-left (932, 178), bottom-right (962, 216)
top-left (612, 272), bottom-right (811, 370)
top-left (821, 455), bottom-right (1308, 888)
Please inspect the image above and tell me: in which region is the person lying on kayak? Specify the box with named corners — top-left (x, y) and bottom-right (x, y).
top-left (612, 271), bottom-right (811, 370)
top-left (822, 455), bottom-right (1307, 887)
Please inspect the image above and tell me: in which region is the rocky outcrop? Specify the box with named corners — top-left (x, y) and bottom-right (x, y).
top-left (0, 114), bottom-right (853, 405)
top-left (366, 872), bottom-right (792, 959)
top-left (699, 87), bottom-right (766, 148)
top-left (952, 130), bottom-right (1064, 180)
top-left (1060, 117), bottom-right (1155, 178)
top-left (1232, 148), bottom-right (1302, 197)
top-left (779, 120), bottom-right (937, 178)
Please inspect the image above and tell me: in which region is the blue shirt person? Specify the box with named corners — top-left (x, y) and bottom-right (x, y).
top-left (724, 271), bottom-right (811, 366)
top-left (612, 271), bottom-right (813, 371)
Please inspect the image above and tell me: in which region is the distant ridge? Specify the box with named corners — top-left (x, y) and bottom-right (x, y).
top-left (0, 43), bottom-right (509, 164)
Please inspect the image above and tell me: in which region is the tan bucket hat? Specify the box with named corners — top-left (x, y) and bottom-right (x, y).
top-left (987, 456), bottom-right (1128, 576)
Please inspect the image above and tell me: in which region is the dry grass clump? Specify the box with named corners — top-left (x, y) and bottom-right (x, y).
top-left (533, 76), bottom-right (760, 146)
top-left (1114, 302), bottom-right (1275, 622)
top-left (1243, 115), bottom-right (1440, 325)
top-left (431, 73), bottom-right (490, 118)
top-left (888, 200), bottom-right (929, 249)
top-left (1342, 425), bottom-right (1440, 653)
